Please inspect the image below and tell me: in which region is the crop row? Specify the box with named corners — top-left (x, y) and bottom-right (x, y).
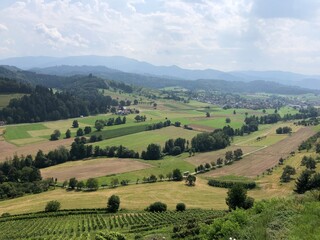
top-left (0, 209), bottom-right (224, 240)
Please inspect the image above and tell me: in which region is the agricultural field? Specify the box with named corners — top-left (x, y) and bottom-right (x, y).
top-left (0, 99), bottom-right (317, 218)
top-left (0, 178), bottom-right (229, 214)
top-left (93, 126), bottom-right (198, 152)
top-left (0, 209), bottom-right (225, 240)
top-left (41, 158), bottom-right (153, 181)
top-left (204, 126), bottom-right (315, 178)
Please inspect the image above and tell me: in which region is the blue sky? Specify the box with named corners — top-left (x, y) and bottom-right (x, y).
top-left (0, 0), bottom-right (320, 74)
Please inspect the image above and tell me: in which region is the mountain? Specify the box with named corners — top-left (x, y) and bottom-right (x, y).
top-left (2, 55), bottom-right (320, 89)
top-left (0, 65), bottom-right (318, 95)
top-left (0, 55), bottom-right (241, 81)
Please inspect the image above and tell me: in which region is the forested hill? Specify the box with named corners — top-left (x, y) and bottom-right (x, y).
top-left (31, 65), bottom-right (318, 95)
top-left (0, 77), bottom-right (32, 94)
top-left (0, 66), bottom-right (134, 93)
top-left (0, 67), bottom-right (137, 124)
top-left (0, 65), bottom-right (318, 95)
top-left (0, 85), bottom-right (118, 124)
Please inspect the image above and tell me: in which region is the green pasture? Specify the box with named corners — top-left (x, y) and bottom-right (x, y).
top-left (101, 88), bottom-right (146, 102)
top-left (191, 116), bottom-right (244, 129)
top-left (89, 124), bottom-right (150, 140)
top-left (93, 126), bottom-right (199, 152)
top-left (4, 124), bottom-right (49, 140)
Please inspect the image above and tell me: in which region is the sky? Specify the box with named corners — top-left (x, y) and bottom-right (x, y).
top-left (0, 0), bottom-right (320, 74)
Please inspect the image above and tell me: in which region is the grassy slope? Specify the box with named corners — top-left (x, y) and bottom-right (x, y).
top-left (0, 178), bottom-right (228, 214)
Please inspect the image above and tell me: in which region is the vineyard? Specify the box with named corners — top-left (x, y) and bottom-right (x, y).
top-left (0, 209), bottom-right (225, 239)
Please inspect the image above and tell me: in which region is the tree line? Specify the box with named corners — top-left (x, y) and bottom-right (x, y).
top-left (0, 86), bottom-right (119, 124)
top-left (0, 155), bottom-right (50, 200)
top-left (33, 140), bottom-right (140, 169)
top-left (146, 120), bottom-right (171, 131)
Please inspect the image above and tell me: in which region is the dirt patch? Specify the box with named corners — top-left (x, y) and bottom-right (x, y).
top-left (0, 138), bottom-right (74, 162)
top-left (41, 158), bottom-right (153, 181)
top-left (186, 146), bottom-right (260, 166)
top-left (204, 127), bottom-right (315, 178)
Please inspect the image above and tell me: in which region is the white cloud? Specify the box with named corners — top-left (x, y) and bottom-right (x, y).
top-left (0, 23), bottom-right (8, 31)
top-left (0, 0), bottom-right (320, 74)
top-left (34, 23), bottom-right (88, 48)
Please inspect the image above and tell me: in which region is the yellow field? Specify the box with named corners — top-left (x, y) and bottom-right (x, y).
top-left (0, 178), bottom-right (228, 215)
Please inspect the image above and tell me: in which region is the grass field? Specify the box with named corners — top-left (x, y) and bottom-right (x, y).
top-left (96, 153), bottom-right (196, 185)
top-left (93, 126), bottom-right (199, 152)
top-left (4, 123), bottom-right (49, 140)
top-left (0, 178), bottom-right (228, 214)
top-left (190, 116), bottom-right (244, 129)
top-left (2, 149), bottom-right (314, 215)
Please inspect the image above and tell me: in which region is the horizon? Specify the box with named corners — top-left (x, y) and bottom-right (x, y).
top-left (0, 54), bottom-right (318, 76)
top-left (0, 1), bottom-right (320, 75)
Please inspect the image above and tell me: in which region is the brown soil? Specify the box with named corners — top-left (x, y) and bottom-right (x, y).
top-left (186, 145), bottom-right (260, 166)
top-left (204, 127), bottom-right (315, 178)
top-left (41, 158), bottom-right (153, 181)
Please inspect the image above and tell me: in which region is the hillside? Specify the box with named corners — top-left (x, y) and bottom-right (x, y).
top-left (0, 65), bottom-right (317, 95)
top-left (1, 55), bottom-right (320, 89)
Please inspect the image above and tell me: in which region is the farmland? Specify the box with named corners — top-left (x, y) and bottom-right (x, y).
top-left (0, 95), bottom-right (318, 221)
top-left (204, 126), bottom-right (315, 178)
top-left (41, 158), bottom-right (153, 181)
top-left (0, 209), bottom-right (225, 240)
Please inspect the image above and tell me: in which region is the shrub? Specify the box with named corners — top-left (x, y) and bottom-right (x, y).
top-left (86, 178), bottom-right (99, 191)
top-left (172, 169), bottom-right (183, 181)
top-left (208, 179), bottom-right (256, 189)
top-left (45, 200), bottom-right (61, 212)
top-left (243, 197), bottom-right (254, 209)
top-left (176, 203), bottom-right (186, 212)
top-left (226, 184), bottom-right (254, 210)
top-left (147, 202), bottom-right (167, 212)
top-left (107, 195), bottom-right (120, 213)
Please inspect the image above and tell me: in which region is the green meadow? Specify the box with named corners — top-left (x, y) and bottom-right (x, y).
top-left (93, 126), bottom-right (199, 152)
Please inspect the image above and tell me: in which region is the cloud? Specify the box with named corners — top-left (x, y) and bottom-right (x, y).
top-left (0, 23), bottom-right (8, 31)
top-left (0, 0), bottom-right (320, 74)
top-left (252, 0), bottom-right (319, 19)
top-left (35, 23), bottom-right (88, 48)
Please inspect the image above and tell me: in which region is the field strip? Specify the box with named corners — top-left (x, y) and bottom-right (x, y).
top-left (242, 145), bottom-right (268, 157)
top-left (41, 158), bottom-right (153, 181)
top-left (204, 127), bottom-right (315, 178)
